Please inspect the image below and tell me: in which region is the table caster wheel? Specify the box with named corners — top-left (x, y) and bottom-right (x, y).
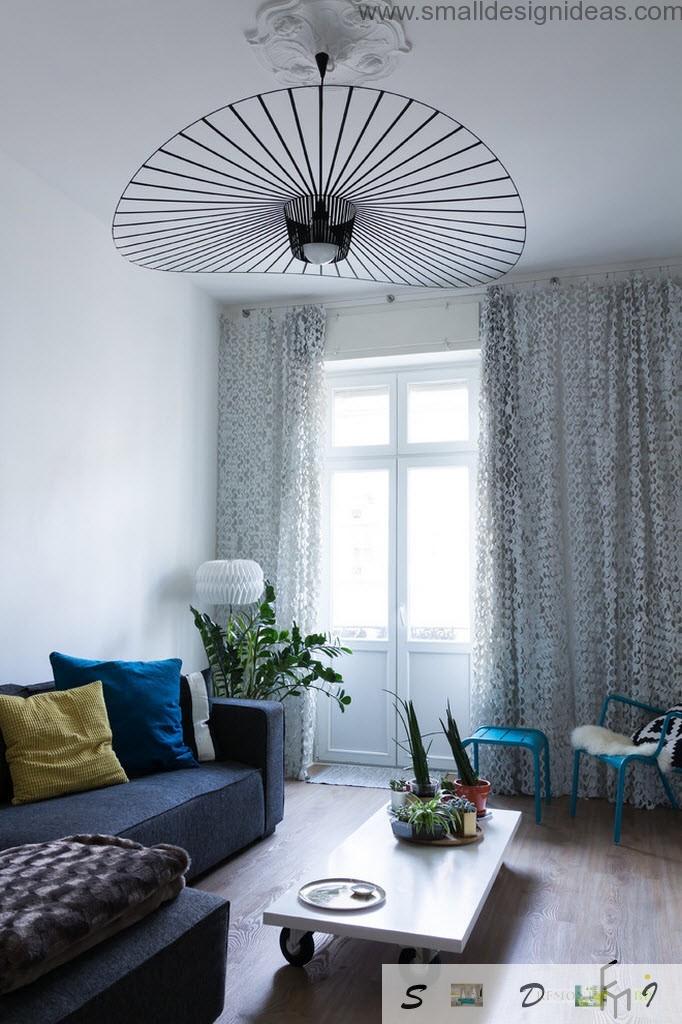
top-left (398, 947), bottom-right (417, 964)
top-left (398, 948), bottom-right (441, 964)
top-left (279, 928), bottom-right (315, 966)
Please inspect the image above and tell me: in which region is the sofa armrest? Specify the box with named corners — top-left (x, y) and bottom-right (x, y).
top-left (209, 698), bottom-right (284, 835)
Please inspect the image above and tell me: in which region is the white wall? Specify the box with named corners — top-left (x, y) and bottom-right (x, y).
top-left (225, 296), bottom-right (480, 360)
top-left (324, 298), bottom-right (480, 360)
top-left (0, 148), bottom-right (219, 683)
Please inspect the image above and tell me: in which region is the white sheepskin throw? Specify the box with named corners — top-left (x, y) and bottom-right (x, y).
top-left (572, 706), bottom-right (682, 774)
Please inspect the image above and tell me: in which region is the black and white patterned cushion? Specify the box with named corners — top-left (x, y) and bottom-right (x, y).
top-left (179, 673), bottom-right (216, 762)
top-left (631, 705), bottom-right (682, 773)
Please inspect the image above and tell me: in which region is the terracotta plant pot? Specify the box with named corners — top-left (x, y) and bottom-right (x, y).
top-left (454, 779), bottom-right (491, 817)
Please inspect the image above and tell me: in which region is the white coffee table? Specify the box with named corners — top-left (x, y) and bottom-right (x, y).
top-left (263, 805), bottom-right (521, 965)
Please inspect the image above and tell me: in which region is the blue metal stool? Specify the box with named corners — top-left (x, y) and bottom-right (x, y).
top-left (570, 695), bottom-right (681, 845)
top-left (462, 727), bottom-right (552, 824)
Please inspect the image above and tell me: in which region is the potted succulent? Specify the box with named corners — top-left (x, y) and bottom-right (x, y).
top-left (391, 796), bottom-right (461, 842)
top-left (394, 697), bottom-right (439, 799)
top-left (460, 798), bottom-right (478, 836)
top-left (440, 702), bottom-right (491, 817)
top-left (389, 778), bottom-right (412, 812)
top-left (440, 793), bottom-right (478, 837)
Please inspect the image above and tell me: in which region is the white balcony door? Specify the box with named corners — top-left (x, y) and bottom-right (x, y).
top-left (317, 361), bottom-right (479, 768)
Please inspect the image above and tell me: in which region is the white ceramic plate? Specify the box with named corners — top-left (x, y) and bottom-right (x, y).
top-left (298, 878), bottom-right (386, 912)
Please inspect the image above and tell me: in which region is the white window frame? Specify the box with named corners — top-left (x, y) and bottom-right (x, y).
top-left (319, 356), bottom-right (480, 766)
top-left (323, 359), bottom-right (480, 641)
top-left (396, 450), bottom-right (477, 661)
top-left (397, 364), bottom-right (480, 455)
top-left (325, 371), bottom-right (397, 459)
top-left (322, 456), bottom-right (397, 648)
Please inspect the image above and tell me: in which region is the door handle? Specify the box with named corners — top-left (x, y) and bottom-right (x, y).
top-left (399, 605), bottom-right (407, 629)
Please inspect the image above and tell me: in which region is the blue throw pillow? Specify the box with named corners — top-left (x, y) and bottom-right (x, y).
top-left (50, 653), bottom-right (197, 776)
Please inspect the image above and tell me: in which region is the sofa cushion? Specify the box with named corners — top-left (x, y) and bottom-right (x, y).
top-left (179, 672), bottom-right (215, 762)
top-left (50, 654), bottom-right (196, 776)
top-left (0, 682), bottom-right (128, 805)
top-left (1, 680), bottom-right (206, 801)
top-left (0, 762), bottom-right (265, 880)
top-left (0, 684), bottom-right (57, 803)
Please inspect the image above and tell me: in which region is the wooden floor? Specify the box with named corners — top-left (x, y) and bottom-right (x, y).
top-left (196, 782), bottom-right (681, 1024)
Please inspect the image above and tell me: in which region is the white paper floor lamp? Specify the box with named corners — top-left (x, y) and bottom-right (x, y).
top-left (195, 559), bottom-right (264, 608)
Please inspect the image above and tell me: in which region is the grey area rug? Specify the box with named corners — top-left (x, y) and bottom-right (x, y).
top-left (307, 764), bottom-right (449, 789)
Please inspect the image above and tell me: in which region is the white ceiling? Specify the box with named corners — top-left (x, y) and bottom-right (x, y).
top-left (1, 0), bottom-right (680, 304)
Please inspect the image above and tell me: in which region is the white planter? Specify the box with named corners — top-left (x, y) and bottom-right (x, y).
top-left (462, 810), bottom-right (477, 837)
top-left (391, 790), bottom-right (410, 812)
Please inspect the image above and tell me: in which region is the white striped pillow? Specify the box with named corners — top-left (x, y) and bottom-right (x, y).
top-left (180, 673), bottom-right (216, 762)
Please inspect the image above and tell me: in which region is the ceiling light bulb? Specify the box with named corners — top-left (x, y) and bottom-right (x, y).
top-left (302, 241), bottom-right (339, 265)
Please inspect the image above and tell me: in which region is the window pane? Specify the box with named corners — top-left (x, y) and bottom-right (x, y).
top-left (407, 465), bottom-right (470, 642)
top-left (407, 382), bottom-right (468, 444)
top-left (332, 386), bottom-right (390, 448)
top-left (331, 469), bottom-right (389, 640)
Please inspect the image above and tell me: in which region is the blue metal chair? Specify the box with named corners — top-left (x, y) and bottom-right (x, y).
top-left (462, 727), bottom-right (551, 824)
top-left (570, 694), bottom-right (681, 845)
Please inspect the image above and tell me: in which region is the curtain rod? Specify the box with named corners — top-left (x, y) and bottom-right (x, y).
top-left (234, 258), bottom-right (682, 316)
top-left (498, 261), bottom-right (682, 289)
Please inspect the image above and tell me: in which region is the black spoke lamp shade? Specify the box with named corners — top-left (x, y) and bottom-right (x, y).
top-left (284, 195), bottom-right (356, 264)
top-left (113, 69), bottom-right (525, 287)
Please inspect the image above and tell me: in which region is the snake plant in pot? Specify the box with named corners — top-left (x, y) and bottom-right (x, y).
top-left (440, 701), bottom-right (491, 816)
top-left (394, 696), bottom-right (438, 798)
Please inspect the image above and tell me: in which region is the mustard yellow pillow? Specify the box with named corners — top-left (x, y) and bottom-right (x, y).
top-left (0, 681), bottom-right (128, 805)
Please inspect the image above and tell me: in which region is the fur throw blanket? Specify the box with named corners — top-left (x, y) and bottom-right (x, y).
top-left (572, 705), bottom-right (682, 774)
top-left (0, 834), bottom-right (189, 993)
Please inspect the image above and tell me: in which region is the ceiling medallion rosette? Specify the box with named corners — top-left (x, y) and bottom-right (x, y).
top-left (113, 53), bottom-right (525, 287)
top-left (244, 0), bottom-right (412, 85)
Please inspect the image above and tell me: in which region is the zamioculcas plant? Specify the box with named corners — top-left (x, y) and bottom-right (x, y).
top-left (190, 582), bottom-right (352, 712)
top-left (440, 700), bottom-right (479, 786)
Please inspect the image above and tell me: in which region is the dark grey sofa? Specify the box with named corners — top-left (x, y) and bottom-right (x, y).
top-left (0, 682), bottom-right (285, 879)
top-left (1, 887), bottom-right (229, 1024)
top-left (0, 680), bottom-right (285, 1023)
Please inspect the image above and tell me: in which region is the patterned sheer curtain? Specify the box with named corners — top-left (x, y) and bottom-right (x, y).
top-left (473, 275), bottom-right (681, 808)
top-left (216, 305), bottom-right (326, 779)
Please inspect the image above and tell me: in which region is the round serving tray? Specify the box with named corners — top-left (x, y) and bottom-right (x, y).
top-left (298, 878), bottom-right (386, 912)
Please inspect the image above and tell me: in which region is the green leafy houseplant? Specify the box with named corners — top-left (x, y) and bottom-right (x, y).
top-left (394, 796), bottom-right (462, 839)
top-left (440, 700), bottom-right (479, 786)
top-left (394, 696), bottom-right (435, 796)
top-left (190, 582), bottom-right (352, 711)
